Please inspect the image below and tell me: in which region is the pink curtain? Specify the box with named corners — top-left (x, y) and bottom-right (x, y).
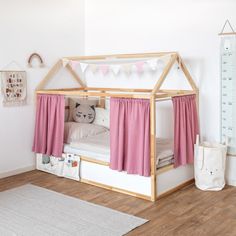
top-left (172, 95), bottom-right (199, 167)
top-left (109, 98), bottom-right (150, 177)
top-left (32, 94), bottom-right (65, 157)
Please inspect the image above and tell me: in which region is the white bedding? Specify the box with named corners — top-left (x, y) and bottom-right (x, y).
top-left (70, 132), bottom-right (110, 156)
top-left (64, 131), bottom-right (174, 168)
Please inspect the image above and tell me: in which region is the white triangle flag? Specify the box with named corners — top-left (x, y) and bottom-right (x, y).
top-left (147, 59), bottom-right (157, 71)
top-left (111, 65), bottom-right (121, 75)
top-left (62, 58), bottom-right (69, 67)
top-left (80, 63), bottom-right (89, 73)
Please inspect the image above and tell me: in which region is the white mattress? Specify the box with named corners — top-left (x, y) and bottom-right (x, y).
top-left (64, 132), bottom-right (174, 167)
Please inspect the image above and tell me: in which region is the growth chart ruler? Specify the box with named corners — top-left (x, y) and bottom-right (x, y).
top-left (220, 20), bottom-right (236, 154)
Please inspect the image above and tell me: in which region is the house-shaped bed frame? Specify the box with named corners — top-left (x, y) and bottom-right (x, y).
top-left (36, 52), bottom-right (198, 202)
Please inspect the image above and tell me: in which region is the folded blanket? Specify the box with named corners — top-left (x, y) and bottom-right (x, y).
top-left (157, 159), bottom-right (174, 168)
top-left (158, 155), bottom-right (174, 163)
top-left (156, 138), bottom-right (173, 160)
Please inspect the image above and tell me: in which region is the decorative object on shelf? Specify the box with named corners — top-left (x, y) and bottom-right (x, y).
top-left (61, 54), bottom-right (171, 76)
top-left (27, 52), bottom-right (44, 68)
top-left (0, 61), bottom-right (27, 106)
top-left (219, 20), bottom-right (236, 154)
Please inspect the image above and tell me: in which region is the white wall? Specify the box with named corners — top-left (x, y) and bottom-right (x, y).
top-left (1, 0), bottom-right (236, 178)
top-left (0, 0), bottom-right (85, 177)
top-left (85, 0), bottom-right (236, 141)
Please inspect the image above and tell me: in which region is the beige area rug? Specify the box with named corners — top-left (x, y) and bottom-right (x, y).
top-left (0, 184), bottom-right (148, 236)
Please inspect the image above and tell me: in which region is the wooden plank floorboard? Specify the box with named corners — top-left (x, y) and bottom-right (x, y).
top-left (0, 170), bottom-right (236, 235)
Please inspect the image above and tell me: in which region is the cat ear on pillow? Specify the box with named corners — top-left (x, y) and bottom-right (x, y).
top-left (76, 103), bottom-right (80, 108)
top-left (90, 105), bottom-right (95, 111)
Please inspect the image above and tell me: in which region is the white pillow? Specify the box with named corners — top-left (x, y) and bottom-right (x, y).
top-left (93, 107), bottom-right (110, 129)
top-left (64, 122), bottom-right (108, 144)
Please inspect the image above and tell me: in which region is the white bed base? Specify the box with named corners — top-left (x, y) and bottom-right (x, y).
top-left (36, 153), bottom-right (194, 201)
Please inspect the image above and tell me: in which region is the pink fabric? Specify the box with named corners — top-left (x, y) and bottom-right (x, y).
top-left (70, 60), bottom-right (79, 70)
top-left (135, 61), bottom-right (145, 74)
top-left (172, 95), bottom-right (199, 167)
top-left (109, 98), bottom-right (150, 176)
top-left (32, 94), bottom-right (65, 157)
top-left (100, 65), bottom-right (109, 75)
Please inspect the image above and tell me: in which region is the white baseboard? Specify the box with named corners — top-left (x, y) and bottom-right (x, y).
top-left (226, 155), bottom-right (236, 187)
top-left (0, 165), bottom-right (36, 179)
top-left (226, 179), bottom-right (236, 187)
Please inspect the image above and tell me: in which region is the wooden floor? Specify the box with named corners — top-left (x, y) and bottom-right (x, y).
top-left (1, 170), bottom-right (236, 236)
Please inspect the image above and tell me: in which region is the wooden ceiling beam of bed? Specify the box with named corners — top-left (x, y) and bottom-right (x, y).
top-left (36, 89), bottom-right (197, 100)
top-left (63, 51), bottom-right (177, 61)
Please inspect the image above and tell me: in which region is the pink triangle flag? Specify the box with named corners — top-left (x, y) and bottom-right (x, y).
top-left (135, 61), bottom-right (145, 74)
top-left (100, 65), bottom-right (109, 75)
top-left (70, 60), bottom-right (80, 71)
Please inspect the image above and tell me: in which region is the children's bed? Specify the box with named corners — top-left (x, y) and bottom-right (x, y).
top-left (34, 52), bottom-right (199, 202)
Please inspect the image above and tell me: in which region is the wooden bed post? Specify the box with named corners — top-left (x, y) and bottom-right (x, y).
top-left (99, 90), bottom-right (106, 108)
top-left (150, 95), bottom-right (157, 201)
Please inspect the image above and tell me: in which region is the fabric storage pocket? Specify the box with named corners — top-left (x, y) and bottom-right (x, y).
top-left (62, 153), bottom-right (80, 181)
top-left (36, 154), bottom-right (64, 177)
top-left (43, 156), bottom-right (64, 177)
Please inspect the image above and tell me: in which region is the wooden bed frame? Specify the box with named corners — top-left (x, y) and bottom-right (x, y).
top-left (36, 52), bottom-right (198, 202)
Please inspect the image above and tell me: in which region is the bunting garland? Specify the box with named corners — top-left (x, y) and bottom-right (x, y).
top-left (63, 54), bottom-right (172, 76)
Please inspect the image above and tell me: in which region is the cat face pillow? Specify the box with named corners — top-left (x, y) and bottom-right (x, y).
top-left (72, 103), bottom-right (96, 123)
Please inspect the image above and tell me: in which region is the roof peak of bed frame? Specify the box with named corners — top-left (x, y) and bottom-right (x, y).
top-left (35, 51), bottom-right (198, 96)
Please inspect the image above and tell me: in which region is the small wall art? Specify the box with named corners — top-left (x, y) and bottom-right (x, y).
top-left (1, 70), bottom-right (27, 106)
top-left (27, 53), bottom-right (45, 68)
